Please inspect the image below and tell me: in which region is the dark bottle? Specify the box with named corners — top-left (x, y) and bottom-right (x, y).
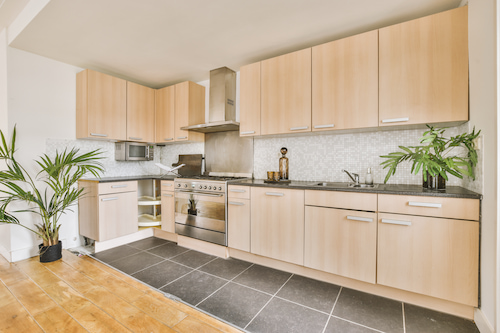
top-left (279, 147), bottom-right (289, 180)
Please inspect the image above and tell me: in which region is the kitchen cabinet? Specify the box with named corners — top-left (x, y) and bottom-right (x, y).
top-left (127, 81), bottom-right (155, 143)
top-left (304, 191), bottom-right (377, 283)
top-left (227, 186), bottom-right (251, 252)
top-left (379, 6), bottom-right (468, 127)
top-left (79, 180), bottom-right (138, 242)
top-left (377, 194), bottom-right (479, 306)
top-left (161, 180), bottom-right (175, 233)
top-left (261, 48), bottom-right (312, 135)
top-left (312, 30), bottom-right (378, 131)
top-left (137, 179), bottom-right (161, 227)
top-left (250, 187), bottom-right (304, 265)
top-left (76, 69), bottom-right (127, 141)
top-left (239, 62), bottom-right (261, 137)
top-left (155, 85), bottom-right (175, 143)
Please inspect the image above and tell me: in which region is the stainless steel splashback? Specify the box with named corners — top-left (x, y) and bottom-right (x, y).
top-left (204, 131), bottom-right (253, 176)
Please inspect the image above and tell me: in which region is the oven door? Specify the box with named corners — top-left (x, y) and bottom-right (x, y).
top-left (174, 190), bottom-right (226, 245)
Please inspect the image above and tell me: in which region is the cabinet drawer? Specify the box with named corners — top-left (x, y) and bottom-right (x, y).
top-left (98, 181), bottom-right (138, 195)
top-left (161, 180), bottom-right (175, 192)
top-left (378, 194), bottom-right (479, 221)
top-left (305, 190), bottom-right (377, 212)
top-left (228, 185), bottom-right (250, 199)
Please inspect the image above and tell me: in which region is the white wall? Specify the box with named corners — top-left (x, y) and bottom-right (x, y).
top-left (468, 0), bottom-right (497, 331)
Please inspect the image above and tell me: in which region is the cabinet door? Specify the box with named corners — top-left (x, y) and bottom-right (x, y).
top-left (379, 6), bottom-right (468, 126)
top-left (98, 191), bottom-right (138, 241)
top-left (228, 198), bottom-right (250, 252)
top-left (312, 31), bottom-right (378, 131)
top-left (261, 48), bottom-right (312, 135)
top-left (377, 213), bottom-right (479, 306)
top-left (251, 187), bottom-right (304, 265)
top-left (86, 69), bottom-right (127, 140)
top-left (174, 81), bottom-right (205, 142)
top-left (305, 206), bottom-right (376, 283)
top-left (127, 81), bottom-right (155, 142)
top-left (239, 62), bottom-right (261, 136)
top-left (161, 191), bottom-right (175, 233)
top-left (156, 86), bottom-right (176, 143)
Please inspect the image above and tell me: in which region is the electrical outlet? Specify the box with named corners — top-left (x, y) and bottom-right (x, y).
top-left (473, 135), bottom-right (482, 150)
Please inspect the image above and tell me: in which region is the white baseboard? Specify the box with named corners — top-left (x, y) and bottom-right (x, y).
top-left (94, 229), bottom-right (154, 252)
top-left (0, 243), bottom-right (11, 262)
top-left (474, 308), bottom-right (495, 333)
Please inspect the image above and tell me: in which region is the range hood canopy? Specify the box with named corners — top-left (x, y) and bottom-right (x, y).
top-left (181, 67), bottom-right (239, 133)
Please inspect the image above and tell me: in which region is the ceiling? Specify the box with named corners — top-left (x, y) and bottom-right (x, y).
top-left (6, 0), bottom-right (463, 88)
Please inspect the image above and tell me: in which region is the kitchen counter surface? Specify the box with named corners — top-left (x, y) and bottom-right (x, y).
top-left (231, 179), bottom-right (482, 199)
top-left (80, 175), bottom-right (176, 183)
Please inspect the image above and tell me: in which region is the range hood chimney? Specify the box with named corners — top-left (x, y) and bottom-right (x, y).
top-left (181, 67), bottom-right (239, 133)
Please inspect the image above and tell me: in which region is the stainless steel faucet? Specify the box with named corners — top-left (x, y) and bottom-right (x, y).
top-left (342, 169), bottom-right (360, 185)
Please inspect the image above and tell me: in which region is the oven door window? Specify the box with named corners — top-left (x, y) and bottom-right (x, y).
top-left (175, 191), bottom-right (226, 232)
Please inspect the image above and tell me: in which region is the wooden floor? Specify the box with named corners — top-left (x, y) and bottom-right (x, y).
top-left (0, 250), bottom-right (243, 333)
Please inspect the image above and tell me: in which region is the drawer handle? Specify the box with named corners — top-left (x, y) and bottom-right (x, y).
top-left (408, 201), bottom-right (442, 208)
top-left (162, 183), bottom-right (173, 187)
top-left (230, 189), bottom-right (246, 193)
top-left (177, 136), bottom-right (187, 140)
top-left (240, 131), bottom-right (255, 135)
top-left (111, 185), bottom-right (127, 188)
top-left (381, 218), bottom-right (411, 226)
top-left (290, 126), bottom-right (309, 131)
top-left (381, 117), bottom-right (410, 124)
top-left (90, 133), bottom-right (108, 137)
top-left (164, 138), bottom-right (174, 141)
top-left (101, 197), bottom-right (118, 202)
top-left (314, 124), bottom-right (335, 129)
top-left (162, 193), bottom-right (173, 197)
top-left (265, 192), bottom-right (284, 197)
top-left (228, 201), bottom-right (244, 206)
top-left (129, 137), bottom-right (142, 140)
top-left (347, 216), bottom-right (373, 223)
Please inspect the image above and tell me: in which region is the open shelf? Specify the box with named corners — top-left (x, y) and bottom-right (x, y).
top-left (138, 213), bottom-right (161, 227)
top-left (138, 196), bottom-right (161, 206)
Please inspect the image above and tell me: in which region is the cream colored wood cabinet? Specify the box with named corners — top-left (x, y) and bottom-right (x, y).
top-left (250, 187), bottom-right (304, 265)
top-left (239, 62), bottom-right (261, 137)
top-left (304, 191), bottom-right (377, 283)
top-left (78, 180), bottom-right (138, 242)
top-left (76, 69), bottom-right (127, 141)
top-left (261, 48), bottom-right (312, 135)
top-left (160, 180), bottom-right (175, 233)
top-left (126, 81), bottom-right (155, 143)
top-left (155, 86), bottom-right (175, 143)
top-left (228, 186), bottom-right (251, 251)
top-left (379, 6), bottom-right (468, 127)
top-left (377, 194), bottom-right (479, 306)
top-left (312, 30), bottom-right (378, 131)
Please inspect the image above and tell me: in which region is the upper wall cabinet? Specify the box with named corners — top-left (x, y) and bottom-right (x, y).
top-left (127, 81), bottom-right (155, 143)
top-left (261, 48), bottom-right (312, 135)
top-left (155, 85), bottom-right (175, 143)
top-left (239, 62), bottom-right (261, 137)
top-left (76, 69), bottom-right (127, 141)
top-left (312, 30), bottom-right (379, 131)
top-left (379, 6), bottom-right (469, 127)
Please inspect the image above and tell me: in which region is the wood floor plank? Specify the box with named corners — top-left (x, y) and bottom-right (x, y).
top-left (131, 293), bottom-right (188, 327)
top-left (71, 302), bottom-right (132, 333)
top-left (0, 282), bottom-right (18, 308)
top-left (43, 280), bottom-right (93, 314)
top-left (0, 300), bottom-right (44, 333)
top-left (174, 316), bottom-right (222, 333)
top-left (92, 273), bottom-right (146, 303)
top-left (34, 306), bottom-right (87, 333)
top-left (8, 278), bottom-right (57, 315)
top-left (0, 261), bottom-right (29, 286)
top-left (16, 259), bottom-right (62, 287)
top-left (43, 260), bottom-right (98, 294)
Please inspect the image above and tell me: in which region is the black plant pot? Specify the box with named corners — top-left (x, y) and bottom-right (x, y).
top-left (39, 241), bottom-right (62, 263)
top-left (423, 172), bottom-right (446, 190)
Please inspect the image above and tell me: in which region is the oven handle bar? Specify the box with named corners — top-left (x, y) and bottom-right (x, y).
top-left (175, 190), bottom-right (224, 197)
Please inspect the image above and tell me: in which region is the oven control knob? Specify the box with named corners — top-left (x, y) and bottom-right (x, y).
top-left (199, 185), bottom-right (202, 189)
top-left (177, 184), bottom-right (181, 187)
top-left (218, 187), bottom-right (222, 190)
top-left (204, 185), bottom-right (207, 189)
top-left (184, 184), bottom-right (188, 188)
top-left (208, 186), bottom-right (212, 190)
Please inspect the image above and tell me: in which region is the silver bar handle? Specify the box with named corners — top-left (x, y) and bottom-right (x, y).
top-left (111, 185), bottom-right (127, 188)
top-left (129, 137), bottom-right (142, 140)
top-left (164, 138), bottom-right (174, 141)
top-left (177, 136), bottom-right (187, 140)
top-left (90, 133), bottom-right (108, 137)
top-left (381, 218), bottom-right (411, 226)
top-left (162, 183), bottom-right (173, 187)
top-left (290, 126), bottom-right (309, 131)
top-left (240, 131), bottom-right (255, 135)
top-left (314, 124), bottom-right (335, 129)
top-left (230, 189), bottom-right (246, 193)
top-left (229, 201), bottom-right (245, 206)
top-left (101, 197), bottom-right (118, 202)
top-left (347, 216), bottom-right (373, 223)
top-left (175, 190), bottom-right (223, 197)
top-left (265, 192), bottom-right (284, 197)
top-left (162, 193), bottom-right (173, 197)
top-left (381, 117), bottom-right (410, 124)
top-left (408, 201), bottom-right (442, 208)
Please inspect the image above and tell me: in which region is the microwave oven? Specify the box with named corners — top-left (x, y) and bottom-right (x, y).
top-left (115, 142), bottom-right (154, 161)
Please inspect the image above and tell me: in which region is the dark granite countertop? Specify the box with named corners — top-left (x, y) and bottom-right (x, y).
top-left (230, 179), bottom-right (482, 200)
top-left (80, 175), bottom-right (176, 183)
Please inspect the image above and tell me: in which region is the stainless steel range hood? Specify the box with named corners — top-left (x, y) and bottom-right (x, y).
top-left (181, 67), bottom-right (239, 133)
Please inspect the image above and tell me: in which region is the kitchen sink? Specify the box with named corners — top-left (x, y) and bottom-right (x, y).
top-left (304, 182), bottom-right (379, 189)
top-left (347, 183), bottom-right (379, 188)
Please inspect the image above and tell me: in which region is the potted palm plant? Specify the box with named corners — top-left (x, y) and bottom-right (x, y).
top-left (380, 125), bottom-right (480, 189)
top-left (0, 127), bottom-right (104, 262)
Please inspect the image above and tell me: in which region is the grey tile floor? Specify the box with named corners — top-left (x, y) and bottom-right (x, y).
top-left (92, 237), bottom-right (480, 333)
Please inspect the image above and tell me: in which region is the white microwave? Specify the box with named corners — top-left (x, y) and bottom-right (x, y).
top-left (115, 142), bottom-right (154, 161)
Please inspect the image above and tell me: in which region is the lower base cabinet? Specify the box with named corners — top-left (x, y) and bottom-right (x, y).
top-left (228, 198), bottom-right (251, 252)
top-left (161, 180), bottom-right (175, 233)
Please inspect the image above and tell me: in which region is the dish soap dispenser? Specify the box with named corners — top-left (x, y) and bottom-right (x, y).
top-left (365, 167), bottom-right (373, 185)
top-left (279, 147), bottom-right (289, 180)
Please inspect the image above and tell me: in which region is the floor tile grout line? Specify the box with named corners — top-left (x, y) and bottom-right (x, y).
top-left (402, 302), bottom-right (407, 333)
top-left (94, 245), bottom-right (145, 264)
top-left (329, 315), bottom-right (386, 333)
top-left (126, 258), bottom-right (169, 276)
top-left (243, 273), bottom-right (295, 330)
top-left (321, 286), bottom-right (343, 333)
top-left (272, 295), bottom-right (334, 316)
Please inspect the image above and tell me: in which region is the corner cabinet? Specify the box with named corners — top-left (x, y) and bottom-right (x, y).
top-left (161, 180), bottom-right (175, 233)
top-left (379, 6), bottom-right (469, 127)
top-left (126, 82), bottom-right (155, 143)
top-left (76, 69), bottom-right (127, 141)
